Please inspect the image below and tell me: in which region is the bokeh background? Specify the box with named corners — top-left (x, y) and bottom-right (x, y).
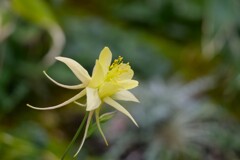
top-left (1, 0), bottom-right (240, 159)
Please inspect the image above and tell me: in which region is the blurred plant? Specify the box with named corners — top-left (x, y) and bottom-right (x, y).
top-left (0, 121), bottom-right (61, 160)
top-left (27, 47), bottom-right (139, 158)
top-left (0, 0), bottom-right (65, 114)
top-left (202, 0), bottom-right (240, 59)
top-left (0, 1), bottom-right (15, 43)
top-left (105, 77), bottom-right (240, 160)
top-left (11, 0), bottom-right (65, 67)
top-left (0, 0), bottom-right (14, 79)
top-left (201, 0), bottom-right (240, 117)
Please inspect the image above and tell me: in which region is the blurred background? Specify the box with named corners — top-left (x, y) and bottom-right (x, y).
top-left (1, 0), bottom-right (240, 159)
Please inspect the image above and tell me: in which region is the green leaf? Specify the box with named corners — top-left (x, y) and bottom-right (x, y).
top-left (99, 111), bottom-right (116, 123)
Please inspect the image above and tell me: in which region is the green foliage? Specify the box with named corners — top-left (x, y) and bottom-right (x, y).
top-left (11, 0), bottom-right (56, 28)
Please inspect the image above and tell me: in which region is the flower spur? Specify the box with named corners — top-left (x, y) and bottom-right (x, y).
top-left (27, 47), bottom-right (139, 157)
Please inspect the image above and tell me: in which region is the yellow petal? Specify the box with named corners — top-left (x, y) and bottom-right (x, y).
top-left (89, 60), bottom-right (105, 88)
top-left (117, 66), bottom-right (134, 80)
top-left (27, 89), bottom-right (86, 110)
top-left (95, 108), bottom-right (108, 146)
top-left (118, 80), bottom-right (139, 90)
top-left (55, 57), bottom-right (91, 84)
top-left (86, 87), bottom-right (101, 111)
top-left (112, 90), bottom-right (139, 102)
top-left (74, 111), bottom-right (94, 157)
top-left (98, 82), bottom-right (121, 98)
top-left (99, 47), bottom-right (112, 74)
top-left (43, 71), bottom-right (84, 89)
top-left (103, 97), bottom-right (138, 127)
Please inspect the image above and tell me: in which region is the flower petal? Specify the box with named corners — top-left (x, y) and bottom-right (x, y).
top-left (108, 63), bottom-right (134, 81)
top-left (117, 65), bottom-right (134, 80)
top-left (95, 108), bottom-right (108, 146)
top-left (55, 57), bottom-right (91, 84)
top-left (118, 80), bottom-right (139, 90)
top-left (43, 71), bottom-right (84, 89)
top-left (99, 47), bottom-right (112, 75)
top-left (89, 60), bottom-right (105, 88)
top-left (74, 111), bottom-right (94, 157)
top-left (86, 87), bottom-right (101, 111)
top-left (103, 97), bottom-right (138, 127)
top-left (98, 82), bottom-right (120, 98)
top-left (27, 89), bottom-right (86, 110)
top-left (112, 90), bottom-right (139, 102)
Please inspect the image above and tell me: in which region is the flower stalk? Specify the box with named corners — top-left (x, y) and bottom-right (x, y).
top-left (61, 112), bottom-right (88, 160)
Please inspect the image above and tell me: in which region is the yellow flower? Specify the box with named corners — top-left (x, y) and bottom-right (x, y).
top-left (27, 47), bottom-right (139, 157)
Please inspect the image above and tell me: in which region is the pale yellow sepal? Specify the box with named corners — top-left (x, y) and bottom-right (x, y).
top-left (27, 89), bottom-right (86, 110)
top-left (74, 101), bottom-right (86, 107)
top-left (86, 87), bottom-right (101, 111)
top-left (103, 97), bottom-right (138, 127)
top-left (43, 71), bottom-right (85, 89)
top-left (55, 57), bottom-right (91, 84)
top-left (112, 90), bottom-right (139, 102)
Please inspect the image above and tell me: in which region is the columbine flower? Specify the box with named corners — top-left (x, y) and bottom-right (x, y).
top-left (27, 47), bottom-right (139, 157)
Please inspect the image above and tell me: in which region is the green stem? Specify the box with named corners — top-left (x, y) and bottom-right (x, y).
top-left (61, 112), bottom-right (89, 160)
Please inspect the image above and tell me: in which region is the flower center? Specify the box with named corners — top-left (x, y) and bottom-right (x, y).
top-left (109, 56), bottom-right (123, 70)
top-left (106, 56), bottom-right (132, 82)
top-left (98, 56), bottom-right (134, 98)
